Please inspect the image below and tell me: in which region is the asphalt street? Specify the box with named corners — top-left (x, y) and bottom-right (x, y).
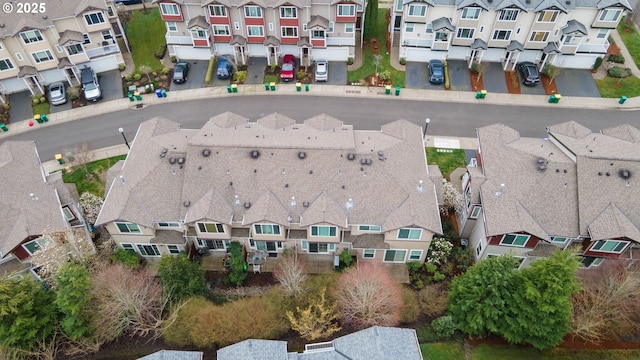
top-left (2, 95), bottom-right (640, 161)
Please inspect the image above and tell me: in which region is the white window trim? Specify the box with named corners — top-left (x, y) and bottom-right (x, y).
top-left (160, 3), bottom-right (180, 16)
top-left (307, 242), bottom-right (333, 254)
top-left (358, 225), bottom-right (382, 232)
top-left (167, 21), bottom-right (177, 32)
top-left (121, 243), bottom-right (135, 252)
top-left (499, 9), bottom-right (519, 22)
top-left (190, 29), bottom-right (208, 39)
top-left (397, 228), bottom-right (422, 240)
top-left (157, 222), bottom-right (180, 229)
top-left (426, 22), bottom-right (433, 33)
top-left (529, 31), bottom-right (550, 43)
top-left (213, 25), bottom-right (230, 36)
top-left (62, 206), bottom-right (76, 221)
top-left (244, 5), bottom-right (263, 18)
top-left (253, 223), bottom-right (281, 235)
top-left (20, 30), bottom-right (43, 44)
top-left (345, 23), bottom-right (355, 33)
top-left (234, 22), bottom-right (240, 30)
top-left (337, 4), bottom-right (355, 17)
top-left (590, 239), bottom-right (630, 254)
top-left (599, 9), bottom-right (622, 22)
top-left (492, 29), bottom-right (512, 41)
top-left (281, 26), bottom-right (298, 37)
top-left (409, 249), bottom-right (423, 261)
top-left (536, 10), bottom-right (559, 23)
top-left (15, 53), bottom-right (23, 61)
top-left (84, 11), bottom-right (106, 26)
top-left (475, 241), bottom-right (483, 257)
top-left (32, 49), bottom-right (55, 63)
top-left (363, 249), bottom-right (376, 258)
top-left (383, 249), bottom-right (407, 263)
top-left (247, 25), bottom-right (265, 37)
top-left (456, 27), bottom-right (475, 39)
top-left (303, 23), bottom-right (307, 31)
top-left (280, 6), bottom-right (297, 18)
top-left (469, 205), bottom-right (482, 219)
top-left (22, 237), bottom-right (48, 255)
top-left (499, 233), bottom-right (530, 247)
top-left (136, 243), bottom-right (161, 257)
top-left (328, 22), bottom-right (334, 33)
top-left (596, 29), bottom-right (609, 39)
top-left (550, 236), bottom-right (569, 244)
top-left (196, 222), bottom-right (225, 234)
top-left (461, 7), bottom-right (481, 20)
top-left (0, 58), bottom-right (14, 71)
top-left (435, 31), bottom-right (449, 42)
top-left (311, 225), bottom-right (337, 237)
top-left (408, 4), bottom-right (427, 17)
top-left (115, 222), bottom-right (142, 234)
top-left (166, 245), bottom-right (180, 254)
top-left (405, 23), bottom-right (414, 33)
top-left (209, 4), bottom-right (227, 17)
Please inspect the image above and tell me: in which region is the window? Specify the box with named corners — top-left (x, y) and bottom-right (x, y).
top-left (116, 222), bottom-right (141, 234)
top-left (234, 22), bottom-right (240, 30)
top-left (563, 35), bottom-right (574, 44)
top-left (537, 10), bottom-right (558, 23)
top-left (384, 249), bottom-right (407, 263)
top-left (197, 238), bottom-right (228, 250)
top-left (529, 31), bottom-right (549, 42)
top-left (121, 243), bottom-right (135, 252)
top-left (83, 34), bottom-right (91, 45)
top-left (345, 23), bottom-right (354, 33)
top-left (492, 29), bottom-right (511, 41)
top-left (160, 3), bottom-right (180, 16)
top-left (599, 9), bottom-right (621, 22)
top-left (397, 228), bottom-right (422, 240)
top-left (281, 26), bottom-right (298, 37)
top-left (137, 244), bottom-right (161, 257)
top-left (457, 28), bottom-right (474, 39)
top-left (338, 4), bottom-right (355, 16)
top-left (107, 5), bottom-right (114, 17)
top-left (255, 240), bottom-right (281, 251)
top-left (102, 30), bottom-right (113, 41)
top-left (461, 7), bottom-right (481, 20)
top-left (551, 236), bottom-right (568, 244)
top-left (426, 22), bottom-right (433, 33)
top-left (0, 58), bottom-right (14, 71)
top-left (590, 240), bottom-right (629, 254)
top-left (23, 237), bottom-right (48, 255)
top-left (167, 21), bottom-right (177, 32)
top-left (32, 50), bottom-right (54, 63)
top-left (435, 32), bottom-right (448, 41)
top-left (309, 242), bottom-right (330, 253)
top-left (84, 12), bottom-right (105, 25)
top-left (269, 23), bottom-right (274, 31)
top-left (358, 225), bottom-right (381, 232)
top-left (405, 23), bottom-right (414, 33)
top-left (311, 226), bottom-right (337, 237)
top-left (157, 222), bottom-right (180, 228)
top-left (247, 26), bottom-right (264, 37)
top-left (191, 29), bottom-right (207, 38)
top-left (213, 25), bottom-right (230, 36)
top-left (303, 23), bottom-right (307, 31)
top-left (66, 44), bottom-right (83, 55)
top-left (15, 53), bottom-right (23, 61)
top-left (328, 22), bottom-right (334, 33)
top-left (209, 5), bottom-right (227, 17)
top-left (312, 30), bottom-right (325, 39)
top-left (280, 6), bottom-right (297, 18)
top-left (409, 250), bottom-right (423, 261)
top-left (254, 223), bottom-right (281, 235)
top-left (56, 45), bottom-right (63, 52)
top-left (396, 0), bottom-right (403, 11)
top-left (20, 30), bottom-right (43, 44)
top-left (167, 245), bottom-right (180, 254)
top-left (581, 256), bottom-right (604, 268)
top-left (408, 4), bottom-right (426, 17)
top-left (499, 9), bottom-right (519, 21)
top-left (597, 29), bottom-right (609, 39)
top-left (500, 233), bottom-right (530, 247)
top-left (244, 6), bottom-right (262, 18)
top-left (476, 241), bottom-right (483, 256)
top-left (197, 222), bottom-right (224, 233)
top-left (363, 249), bottom-right (376, 258)
top-left (469, 206), bottom-right (481, 219)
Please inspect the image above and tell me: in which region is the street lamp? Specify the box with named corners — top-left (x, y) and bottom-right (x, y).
top-left (423, 118), bottom-right (431, 139)
top-left (118, 127), bottom-right (130, 149)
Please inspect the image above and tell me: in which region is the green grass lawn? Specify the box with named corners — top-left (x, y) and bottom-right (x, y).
top-left (471, 344), bottom-right (640, 360)
top-left (618, 20), bottom-right (640, 69)
top-left (596, 76), bottom-right (640, 98)
top-left (33, 102), bottom-right (50, 116)
top-left (62, 155), bottom-right (127, 196)
top-left (264, 74), bottom-right (280, 84)
top-left (426, 147), bottom-right (467, 180)
top-left (348, 9), bottom-right (405, 87)
top-left (421, 342), bottom-right (465, 360)
top-left (126, 8), bottom-right (165, 70)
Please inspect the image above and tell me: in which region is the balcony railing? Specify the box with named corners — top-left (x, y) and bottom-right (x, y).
top-left (577, 39), bottom-right (609, 54)
top-left (326, 37), bottom-right (355, 46)
top-left (166, 35), bottom-right (192, 45)
top-left (402, 38), bottom-right (433, 48)
top-left (86, 44), bottom-right (120, 59)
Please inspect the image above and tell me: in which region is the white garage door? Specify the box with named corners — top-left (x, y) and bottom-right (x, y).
top-left (40, 68), bottom-right (67, 84)
top-left (174, 46), bottom-right (212, 60)
top-left (482, 48), bottom-right (503, 62)
top-left (86, 56), bottom-right (119, 73)
top-left (247, 44), bottom-right (266, 57)
top-left (448, 46), bottom-right (468, 60)
top-left (281, 45), bottom-right (298, 55)
top-left (0, 77), bottom-right (28, 93)
top-left (518, 50), bottom-right (539, 63)
top-left (405, 47), bottom-right (443, 62)
top-left (215, 43), bottom-right (234, 56)
top-left (312, 47), bottom-right (349, 61)
top-left (554, 54), bottom-right (596, 69)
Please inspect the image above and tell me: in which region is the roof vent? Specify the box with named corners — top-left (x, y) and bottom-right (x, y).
top-left (361, 158), bottom-right (367, 165)
top-left (303, 201), bottom-right (310, 207)
top-left (487, 0), bottom-right (492, 3)
top-left (183, 201), bottom-right (190, 207)
top-left (525, 0), bottom-right (531, 3)
top-left (250, 150), bottom-right (260, 158)
top-left (178, 157), bottom-right (185, 165)
top-left (202, 149), bottom-right (211, 157)
top-left (347, 153), bottom-right (355, 161)
top-left (42, 15), bottom-right (47, 19)
top-left (565, 0), bottom-right (570, 4)
top-left (620, 170), bottom-right (631, 179)
top-left (538, 165), bottom-right (547, 172)
top-left (606, 172), bottom-right (610, 176)
top-left (244, 202), bottom-right (251, 209)
top-left (160, 148), bottom-right (168, 158)
top-left (537, 158), bottom-right (545, 164)
top-left (298, 152), bottom-right (306, 159)
top-left (366, 159), bottom-right (372, 165)
top-left (169, 157), bottom-right (176, 164)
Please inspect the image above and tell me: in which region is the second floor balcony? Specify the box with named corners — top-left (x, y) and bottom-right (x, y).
top-left (166, 35), bottom-right (193, 45)
top-left (86, 43), bottom-right (120, 59)
top-left (402, 38), bottom-right (433, 48)
top-left (577, 39), bottom-right (609, 54)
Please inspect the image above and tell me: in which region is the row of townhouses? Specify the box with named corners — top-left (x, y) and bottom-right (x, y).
top-left (0, 0), bottom-right (126, 98)
top-left (392, 0), bottom-right (632, 70)
top-left (153, 0), bottom-right (366, 64)
top-left (457, 121), bottom-right (640, 269)
top-left (94, 112), bottom-right (444, 267)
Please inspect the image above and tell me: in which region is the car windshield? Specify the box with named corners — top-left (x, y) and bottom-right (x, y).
top-left (317, 65), bottom-right (326, 74)
top-left (84, 83), bottom-right (97, 91)
top-left (50, 87), bottom-right (62, 96)
top-left (174, 70), bottom-right (183, 77)
top-left (282, 63), bottom-right (294, 71)
top-left (432, 65), bottom-right (443, 76)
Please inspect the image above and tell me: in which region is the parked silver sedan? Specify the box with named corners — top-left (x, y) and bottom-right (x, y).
top-left (48, 82), bottom-right (67, 105)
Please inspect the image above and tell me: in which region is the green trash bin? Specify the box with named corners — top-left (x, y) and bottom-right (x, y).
top-left (161, 89), bottom-right (167, 97)
top-left (231, 84), bottom-right (237, 93)
top-left (554, 94), bottom-right (561, 103)
top-left (476, 91), bottom-right (483, 99)
top-left (296, 82), bottom-right (301, 92)
top-left (265, 83), bottom-right (270, 91)
top-left (305, 83), bottom-right (309, 92)
top-left (34, 114), bottom-right (43, 124)
top-left (619, 95), bottom-right (627, 104)
top-left (55, 154), bottom-right (63, 164)
top-left (0, 123), bottom-right (8, 132)
top-left (395, 86), bottom-right (400, 96)
top-left (227, 84), bottom-right (232, 93)
top-left (40, 114), bottom-right (48, 122)
top-left (270, 82), bottom-right (276, 91)
top-left (134, 91), bottom-right (142, 101)
top-left (128, 93), bottom-right (134, 101)
top-left (385, 85), bottom-right (391, 95)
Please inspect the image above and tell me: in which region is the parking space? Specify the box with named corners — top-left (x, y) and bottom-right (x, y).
top-left (8, 91), bottom-right (32, 123)
top-left (482, 63), bottom-right (508, 94)
top-left (98, 69), bottom-right (124, 101)
top-left (519, 81), bottom-right (547, 95)
top-left (326, 61), bottom-right (347, 85)
top-left (246, 57), bottom-right (268, 85)
top-left (555, 69), bottom-right (600, 97)
top-left (406, 62), bottom-right (443, 89)
top-left (447, 60), bottom-right (471, 91)
top-left (48, 95), bottom-right (72, 114)
top-left (169, 60), bottom-right (211, 90)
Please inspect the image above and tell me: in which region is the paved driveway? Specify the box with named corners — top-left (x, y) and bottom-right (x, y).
top-left (481, 63), bottom-right (508, 94)
top-left (405, 62), bottom-right (443, 89)
top-left (170, 60), bottom-right (210, 90)
top-left (515, 69), bottom-right (547, 95)
top-left (8, 91), bottom-right (32, 123)
top-left (555, 69), bottom-right (600, 97)
top-left (326, 61), bottom-right (347, 85)
top-left (98, 69), bottom-right (124, 101)
top-left (447, 60), bottom-right (471, 91)
top-left (246, 57), bottom-right (268, 85)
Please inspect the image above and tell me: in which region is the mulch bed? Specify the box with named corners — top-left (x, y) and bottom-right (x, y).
top-left (541, 74), bottom-right (558, 95)
top-left (469, 70), bottom-right (484, 92)
top-left (370, 38), bottom-right (381, 54)
top-left (505, 71), bottom-right (521, 94)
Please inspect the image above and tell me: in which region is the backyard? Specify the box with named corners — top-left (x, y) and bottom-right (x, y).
top-left (124, 8), bottom-right (166, 71)
top-left (421, 343), bottom-right (640, 360)
top-left (596, 19), bottom-right (640, 98)
top-left (61, 155), bottom-right (126, 196)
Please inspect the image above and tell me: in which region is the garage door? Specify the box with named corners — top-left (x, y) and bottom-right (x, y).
top-left (448, 46), bottom-right (468, 60)
top-left (554, 54), bottom-right (595, 69)
top-left (247, 44), bottom-right (266, 57)
top-left (281, 45), bottom-right (298, 55)
top-left (312, 47), bottom-right (349, 61)
top-left (405, 47), bottom-right (442, 62)
top-left (174, 46), bottom-right (212, 60)
top-left (0, 77), bottom-right (27, 93)
top-left (215, 43), bottom-right (234, 56)
top-left (518, 50), bottom-right (539, 63)
top-left (483, 48), bottom-right (503, 62)
top-left (40, 68), bottom-right (67, 84)
top-left (86, 56), bottom-right (120, 73)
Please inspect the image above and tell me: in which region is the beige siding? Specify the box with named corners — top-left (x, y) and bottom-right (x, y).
top-left (106, 222), bottom-right (155, 244)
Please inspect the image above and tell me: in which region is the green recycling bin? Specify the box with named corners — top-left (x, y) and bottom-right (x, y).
top-left (40, 114), bottom-right (48, 122)
top-left (227, 84), bottom-right (232, 93)
top-left (296, 82), bottom-right (301, 92)
top-left (0, 123), bottom-right (8, 132)
top-left (161, 89), bottom-right (167, 97)
top-left (476, 90), bottom-right (487, 99)
top-left (55, 153), bottom-right (63, 164)
top-left (134, 91), bottom-right (142, 101)
top-left (395, 86), bottom-right (400, 96)
top-left (270, 82), bottom-right (276, 91)
top-left (548, 94), bottom-right (556, 103)
top-left (264, 82), bottom-right (270, 91)
top-left (619, 95), bottom-right (627, 104)
top-left (305, 83), bottom-right (309, 92)
top-left (128, 93), bottom-right (134, 101)
top-left (554, 94), bottom-right (561, 103)
top-left (34, 114), bottom-right (43, 124)
top-left (231, 84), bottom-right (238, 93)
top-left (385, 85), bottom-right (391, 95)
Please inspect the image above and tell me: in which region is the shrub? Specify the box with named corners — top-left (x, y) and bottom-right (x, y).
top-left (609, 54), bottom-right (625, 63)
top-left (399, 57), bottom-right (406, 65)
top-left (418, 283), bottom-right (448, 317)
top-left (339, 249), bottom-right (353, 268)
top-left (406, 261), bottom-right (422, 272)
top-left (118, 64), bottom-right (126, 72)
top-left (32, 98), bottom-right (39, 105)
top-left (67, 86), bottom-right (80, 100)
top-left (400, 287), bottom-right (420, 324)
top-left (162, 67), bottom-right (170, 75)
top-left (170, 55), bottom-right (177, 63)
top-left (427, 237), bottom-right (453, 266)
top-left (431, 316), bottom-right (456, 339)
top-left (234, 70), bottom-right (247, 84)
top-left (608, 66), bottom-right (632, 78)
top-left (593, 56), bottom-right (603, 70)
top-left (379, 70), bottom-right (391, 82)
top-left (159, 254), bottom-right (208, 304)
top-left (347, 57), bottom-right (354, 65)
top-left (133, 73), bottom-right (142, 81)
top-left (155, 44), bottom-right (167, 59)
top-left (470, 62), bottom-right (480, 73)
top-left (296, 71), bottom-right (306, 80)
top-left (124, 74), bottom-right (133, 82)
top-left (286, 288), bottom-right (340, 341)
top-left (109, 247), bottom-right (142, 269)
top-left (163, 296), bottom-right (211, 347)
top-left (3, 103), bottom-right (9, 110)
top-left (205, 58), bottom-right (215, 85)
top-left (224, 241), bottom-right (247, 286)
top-left (416, 323), bottom-right (439, 343)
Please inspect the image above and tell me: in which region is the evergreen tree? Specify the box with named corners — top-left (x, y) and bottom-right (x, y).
top-left (364, 0), bottom-right (379, 41)
top-left (55, 262), bottom-right (93, 340)
top-left (158, 254), bottom-right (208, 303)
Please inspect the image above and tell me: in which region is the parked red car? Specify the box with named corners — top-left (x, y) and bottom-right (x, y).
top-left (280, 54), bottom-right (296, 82)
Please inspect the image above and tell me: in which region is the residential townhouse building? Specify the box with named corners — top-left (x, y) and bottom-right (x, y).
top-left (0, 0), bottom-right (126, 98)
top-left (456, 121), bottom-right (640, 269)
top-left (0, 141), bottom-right (92, 279)
top-left (391, 0), bottom-right (632, 70)
top-left (95, 112), bottom-right (443, 269)
top-left (153, 0), bottom-right (365, 65)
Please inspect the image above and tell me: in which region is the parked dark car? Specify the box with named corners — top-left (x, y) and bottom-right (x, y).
top-left (517, 61), bottom-right (540, 86)
top-left (280, 54), bottom-right (296, 82)
top-left (172, 61), bottom-right (190, 83)
top-left (115, 0), bottom-right (142, 5)
top-left (428, 59), bottom-right (444, 84)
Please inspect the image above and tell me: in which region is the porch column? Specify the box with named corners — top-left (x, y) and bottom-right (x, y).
top-left (468, 50), bottom-right (476, 68)
top-left (540, 55), bottom-right (548, 71)
top-left (266, 47), bottom-right (271, 66)
top-left (233, 47), bottom-right (238, 65)
top-left (504, 52), bottom-right (512, 71)
top-left (241, 47), bottom-right (246, 65)
top-left (511, 53), bottom-right (520, 70)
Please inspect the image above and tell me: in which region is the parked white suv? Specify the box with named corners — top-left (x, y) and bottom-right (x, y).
top-left (315, 60), bottom-right (328, 82)
top-left (81, 67), bottom-right (102, 102)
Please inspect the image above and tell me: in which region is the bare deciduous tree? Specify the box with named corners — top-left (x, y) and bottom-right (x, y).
top-left (72, 141), bottom-right (95, 174)
top-left (286, 288), bottom-right (341, 341)
top-left (333, 262), bottom-right (403, 329)
top-left (274, 251), bottom-right (307, 297)
top-left (571, 260), bottom-right (640, 343)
